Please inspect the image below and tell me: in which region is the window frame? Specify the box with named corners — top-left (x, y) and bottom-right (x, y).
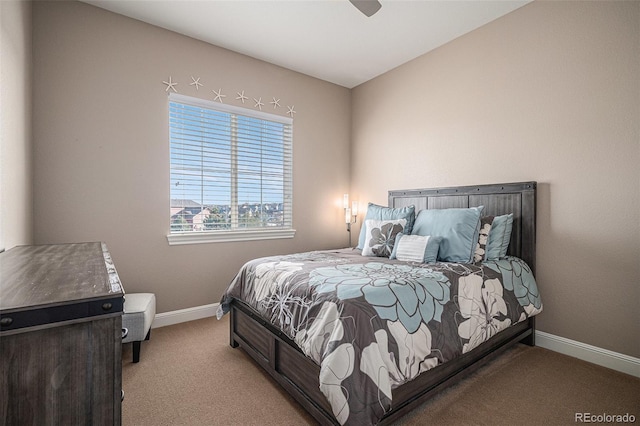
top-left (166, 93), bottom-right (295, 246)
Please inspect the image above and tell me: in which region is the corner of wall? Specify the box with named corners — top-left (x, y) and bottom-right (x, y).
top-left (0, 0), bottom-right (34, 250)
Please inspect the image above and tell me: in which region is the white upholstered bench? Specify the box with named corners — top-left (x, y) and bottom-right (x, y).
top-left (122, 293), bottom-right (156, 363)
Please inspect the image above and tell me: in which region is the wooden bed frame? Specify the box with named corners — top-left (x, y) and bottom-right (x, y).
top-left (228, 181), bottom-right (537, 425)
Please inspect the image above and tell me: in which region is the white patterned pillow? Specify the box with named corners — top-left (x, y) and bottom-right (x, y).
top-left (362, 219), bottom-right (406, 257)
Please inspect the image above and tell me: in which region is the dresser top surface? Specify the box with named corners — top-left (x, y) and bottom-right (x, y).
top-left (0, 242), bottom-right (124, 312)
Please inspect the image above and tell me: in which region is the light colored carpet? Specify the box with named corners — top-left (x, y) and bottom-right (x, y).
top-left (122, 316), bottom-right (639, 425)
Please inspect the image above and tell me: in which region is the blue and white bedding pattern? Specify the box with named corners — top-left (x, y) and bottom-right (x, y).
top-left (217, 249), bottom-right (542, 425)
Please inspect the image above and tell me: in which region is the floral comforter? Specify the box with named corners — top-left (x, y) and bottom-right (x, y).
top-left (217, 249), bottom-right (542, 425)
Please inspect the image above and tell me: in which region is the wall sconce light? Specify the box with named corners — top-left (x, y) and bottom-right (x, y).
top-left (343, 194), bottom-right (358, 247)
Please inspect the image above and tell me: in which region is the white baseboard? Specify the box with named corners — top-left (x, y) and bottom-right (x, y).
top-left (152, 303), bottom-right (219, 329)
top-left (151, 304), bottom-right (640, 378)
top-left (536, 330), bottom-right (640, 378)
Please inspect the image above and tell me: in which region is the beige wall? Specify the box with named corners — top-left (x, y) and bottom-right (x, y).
top-left (0, 0), bottom-right (33, 250)
top-left (352, 1), bottom-right (640, 358)
top-left (32, 1), bottom-right (351, 313)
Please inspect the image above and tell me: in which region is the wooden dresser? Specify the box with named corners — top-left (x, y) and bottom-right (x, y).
top-left (0, 242), bottom-right (124, 425)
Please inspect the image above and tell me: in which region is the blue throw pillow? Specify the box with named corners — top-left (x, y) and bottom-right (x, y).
top-left (389, 233), bottom-right (443, 263)
top-left (357, 203), bottom-right (415, 250)
top-left (411, 206), bottom-right (484, 263)
top-left (485, 213), bottom-right (514, 260)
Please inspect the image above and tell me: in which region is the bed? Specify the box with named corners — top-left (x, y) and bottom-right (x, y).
top-left (217, 181), bottom-right (541, 425)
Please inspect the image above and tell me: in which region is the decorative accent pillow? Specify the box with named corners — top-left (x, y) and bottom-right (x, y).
top-left (362, 219), bottom-right (406, 257)
top-left (485, 213), bottom-right (514, 260)
top-left (357, 203), bottom-right (415, 250)
top-left (473, 216), bottom-right (495, 263)
top-left (411, 206), bottom-right (484, 263)
top-left (390, 233), bottom-right (443, 263)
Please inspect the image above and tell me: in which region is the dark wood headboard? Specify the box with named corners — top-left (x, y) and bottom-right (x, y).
top-left (388, 182), bottom-right (537, 274)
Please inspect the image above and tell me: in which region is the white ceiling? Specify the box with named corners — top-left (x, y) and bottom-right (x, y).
top-left (82, 0), bottom-right (531, 89)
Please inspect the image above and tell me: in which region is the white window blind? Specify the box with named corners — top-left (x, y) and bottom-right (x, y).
top-left (167, 93), bottom-right (293, 244)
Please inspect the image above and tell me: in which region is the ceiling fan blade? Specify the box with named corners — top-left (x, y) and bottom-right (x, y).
top-left (349, 0), bottom-right (382, 17)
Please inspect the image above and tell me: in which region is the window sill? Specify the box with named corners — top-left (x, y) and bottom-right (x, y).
top-left (166, 228), bottom-right (296, 245)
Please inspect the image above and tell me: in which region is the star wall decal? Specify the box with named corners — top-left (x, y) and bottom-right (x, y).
top-left (190, 76), bottom-right (203, 90)
top-left (160, 76), bottom-right (293, 117)
top-left (212, 88), bottom-right (226, 103)
top-left (236, 90), bottom-right (248, 104)
top-left (162, 76), bottom-right (178, 93)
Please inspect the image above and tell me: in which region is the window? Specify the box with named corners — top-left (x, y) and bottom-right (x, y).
top-left (166, 93), bottom-right (294, 245)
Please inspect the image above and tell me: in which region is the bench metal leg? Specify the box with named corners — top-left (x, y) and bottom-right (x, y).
top-left (132, 341), bottom-right (141, 363)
